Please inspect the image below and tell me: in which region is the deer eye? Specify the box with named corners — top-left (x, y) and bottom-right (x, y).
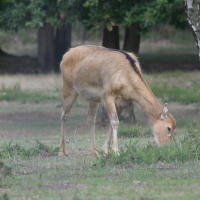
top-left (167, 127), bottom-right (171, 132)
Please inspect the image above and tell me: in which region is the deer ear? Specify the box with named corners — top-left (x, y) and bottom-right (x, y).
top-left (161, 103), bottom-right (168, 119)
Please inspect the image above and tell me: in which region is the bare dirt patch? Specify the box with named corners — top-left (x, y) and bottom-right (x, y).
top-left (41, 181), bottom-right (85, 190)
top-left (0, 110), bottom-right (59, 123)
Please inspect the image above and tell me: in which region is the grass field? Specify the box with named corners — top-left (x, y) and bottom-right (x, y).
top-left (0, 71), bottom-right (200, 200)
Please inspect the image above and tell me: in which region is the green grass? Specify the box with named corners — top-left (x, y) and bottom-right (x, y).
top-left (0, 161), bottom-right (12, 185)
top-left (0, 138), bottom-right (59, 159)
top-left (140, 54), bottom-right (199, 62)
top-left (0, 29), bottom-right (37, 46)
top-left (141, 26), bottom-right (195, 45)
top-left (99, 122), bottom-right (200, 167)
top-left (143, 70), bottom-right (200, 105)
top-left (1, 70), bottom-right (200, 106)
top-left (1, 137), bottom-right (200, 199)
top-left (0, 29), bottom-right (37, 57)
top-left (0, 122), bottom-right (199, 199)
top-left (151, 83), bottom-right (200, 104)
top-left (118, 121), bottom-right (151, 138)
top-left (140, 26), bottom-right (197, 55)
top-left (0, 83), bottom-right (61, 103)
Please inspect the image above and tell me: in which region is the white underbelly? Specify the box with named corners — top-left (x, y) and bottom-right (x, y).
top-left (74, 85), bottom-right (102, 102)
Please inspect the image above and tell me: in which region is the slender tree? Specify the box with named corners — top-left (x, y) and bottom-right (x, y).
top-left (103, 26), bottom-right (120, 49)
top-left (54, 22), bottom-right (71, 72)
top-left (185, 0), bottom-right (200, 62)
top-left (123, 23), bottom-right (140, 53)
top-left (38, 24), bottom-right (54, 73)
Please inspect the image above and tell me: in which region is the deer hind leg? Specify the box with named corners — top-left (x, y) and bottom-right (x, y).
top-left (87, 102), bottom-right (99, 156)
top-left (59, 89), bottom-right (78, 156)
top-left (103, 97), bottom-right (120, 154)
top-left (102, 106), bottom-right (124, 154)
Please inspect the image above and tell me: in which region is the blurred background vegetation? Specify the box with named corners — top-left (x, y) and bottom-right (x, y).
top-left (0, 0), bottom-right (199, 74)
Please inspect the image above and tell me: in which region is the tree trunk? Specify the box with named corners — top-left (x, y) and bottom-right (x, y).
top-left (54, 23), bottom-right (71, 72)
top-left (185, 0), bottom-right (200, 62)
top-left (121, 22), bottom-right (141, 122)
top-left (102, 26), bottom-right (119, 49)
top-left (38, 24), bottom-right (54, 73)
top-left (123, 22), bottom-right (140, 54)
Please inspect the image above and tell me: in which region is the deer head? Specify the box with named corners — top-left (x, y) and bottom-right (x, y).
top-left (152, 103), bottom-right (176, 146)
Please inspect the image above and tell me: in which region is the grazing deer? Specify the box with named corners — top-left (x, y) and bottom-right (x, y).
top-left (59, 45), bottom-right (176, 156)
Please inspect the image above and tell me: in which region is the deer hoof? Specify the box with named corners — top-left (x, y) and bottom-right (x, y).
top-left (59, 151), bottom-right (69, 156)
top-left (90, 150), bottom-right (100, 157)
top-left (102, 147), bottom-right (110, 154)
top-left (113, 149), bottom-right (120, 155)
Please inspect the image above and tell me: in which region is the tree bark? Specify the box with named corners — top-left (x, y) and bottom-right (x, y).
top-left (121, 22), bottom-right (141, 122)
top-left (185, 0), bottom-right (200, 62)
top-left (102, 26), bottom-right (120, 49)
top-left (54, 23), bottom-right (71, 72)
top-left (38, 24), bottom-right (54, 73)
top-left (123, 22), bottom-right (140, 54)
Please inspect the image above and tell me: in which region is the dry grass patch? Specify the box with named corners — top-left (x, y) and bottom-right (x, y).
top-left (0, 74), bottom-right (62, 91)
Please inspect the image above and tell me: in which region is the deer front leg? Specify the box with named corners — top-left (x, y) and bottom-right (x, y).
top-left (111, 119), bottom-right (120, 154)
top-left (102, 106), bottom-right (124, 154)
top-left (87, 102), bottom-right (99, 156)
top-left (102, 124), bottom-right (112, 154)
top-left (104, 97), bottom-right (120, 154)
top-left (59, 90), bottom-right (78, 156)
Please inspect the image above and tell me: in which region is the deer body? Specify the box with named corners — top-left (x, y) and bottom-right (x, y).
top-left (59, 45), bottom-right (176, 156)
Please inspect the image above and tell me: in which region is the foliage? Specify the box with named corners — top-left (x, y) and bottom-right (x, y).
top-left (80, 0), bottom-right (187, 31)
top-left (98, 121), bottom-right (200, 167)
top-left (0, 0), bottom-right (93, 30)
top-left (0, 0), bottom-right (9, 6)
top-left (0, 138), bottom-right (59, 159)
top-left (0, 0), bottom-right (188, 32)
top-left (0, 84), bottom-right (60, 103)
top-left (0, 0), bottom-right (67, 30)
top-left (144, 0), bottom-right (187, 29)
top-left (118, 121), bottom-right (151, 138)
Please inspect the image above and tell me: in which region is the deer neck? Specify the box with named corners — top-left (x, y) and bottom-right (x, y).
top-left (138, 97), bottom-right (162, 126)
top-left (130, 79), bottom-right (163, 126)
